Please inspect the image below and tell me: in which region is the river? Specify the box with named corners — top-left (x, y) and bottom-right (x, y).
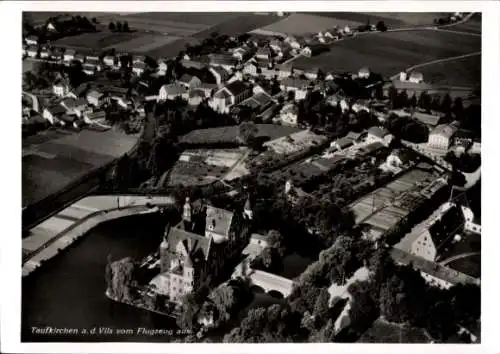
top-left (22, 212), bottom-right (283, 342)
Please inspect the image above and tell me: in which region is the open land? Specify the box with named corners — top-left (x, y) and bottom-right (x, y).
top-left (180, 124), bottom-right (301, 145)
top-left (254, 13), bottom-right (365, 36)
top-left (291, 29), bottom-right (480, 77)
top-left (22, 129), bottom-right (138, 207)
top-left (418, 54), bottom-right (480, 87)
top-left (306, 12), bottom-right (448, 28)
top-left (54, 31), bottom-right (144, 51)
top-left (447, 13), bottom-right (481, 34)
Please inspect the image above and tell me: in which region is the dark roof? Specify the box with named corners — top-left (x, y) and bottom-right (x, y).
top-left (86, 110), bottom-right (106, 120)
top-left (209, 53), bottom-right (238, 66)
top-left (368, 126), bottom-right (390, 138)
top-left (181, 59), bottom-right (207, 70)
top-left (205, 206), bottom-right (234, 238)
top-left (281, 77), bottom-right (310, 89)
top-left (224, 80), bottom-right (251, 97)
top-left (46, 105), bottom-right (66, 115)
top-left (167, 227), bottom-right (212, 263)
top-left (334, 136), bottom-right (354, 149)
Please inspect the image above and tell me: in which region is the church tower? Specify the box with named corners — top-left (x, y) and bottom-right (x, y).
top-left (243, 195), bottom-right (253, 220)
top-left (183, 197), bottom-right (193, 231)
top-left (159, 223), bottom-right (170, 273)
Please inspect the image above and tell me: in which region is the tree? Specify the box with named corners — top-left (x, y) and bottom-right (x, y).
top-left (376, 20), bottom-right (387, 32)
top-left (418, 91), bottom-right (432, 112)
top-left (209, 284), bottom-right (237, 323)
top-left (109, 257), bottom-right (136, 302)
top-left (397, 89), bottom-right (409, 108)
top-left (238, 121), bottom-right (258, 144)
top-left (116, 21), bottom-right (123, 32)
top-left (268, 229), bottom-right (286, 257)
top-left (91, 17), bottom-right (97, 24)
top-left (313, 287), bottom-right (331, 327)
top-left (409, 93), bottom-right (417, 108)
top-left (108, 21), bottom-right (115, 31)
top-left (176, 293), bottom-right (201, 330)
top-left (347, 280), bottom-right (379, 334)
top-left (441, 93), bottom-right (452, 115)
top-left (123, 21), bottom-right (130, 32)
top-left (388, 85), bottom-right (398, 108)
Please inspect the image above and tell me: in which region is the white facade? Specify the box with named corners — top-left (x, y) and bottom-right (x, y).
top-left (25, 37), bottom-right (38, 46)
top-left (53, 83), bottom-right (68, 98)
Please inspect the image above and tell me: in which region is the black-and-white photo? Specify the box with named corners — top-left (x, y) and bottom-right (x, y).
top-left (20, 9), bottom-right (481, 344)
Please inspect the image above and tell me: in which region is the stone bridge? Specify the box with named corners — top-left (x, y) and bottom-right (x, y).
top-left (232, 260), bottom-right (294, 298)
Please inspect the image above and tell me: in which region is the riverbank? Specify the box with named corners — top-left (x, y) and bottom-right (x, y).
top-left (23, 205), bottom-right (160, 277)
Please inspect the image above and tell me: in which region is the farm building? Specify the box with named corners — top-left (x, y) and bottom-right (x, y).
top-left (209, 81), bottom-right (253, 114)
top-left (178, 74), bottom-right (202, 90)
top-left (209, 53), bottom-right (239, 71)
top-left (358, 67), bottom-right (371, 79)
top-left (26, 46), bottom-right (38, 58)
top-left (132, 62), bottom-right (146, 76)
top-left (208, 66), bottom-right (230, 85)
top-left (428, 124), bottom-right (458, 150)
top-left (280, 77), bottom-right (311, 101)
top-left (63, 49), bottom-right (76, 62)
top-left (158, 83), bottom-right (189, 101)
top-left (53, 80), bottom-right (69, 98)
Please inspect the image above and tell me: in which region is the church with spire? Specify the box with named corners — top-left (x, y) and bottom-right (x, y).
top-left (150, 195), bottom-right (253, 304)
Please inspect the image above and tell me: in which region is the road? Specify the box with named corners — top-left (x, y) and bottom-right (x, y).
top-left (440, 251), bottom-right (481, 266)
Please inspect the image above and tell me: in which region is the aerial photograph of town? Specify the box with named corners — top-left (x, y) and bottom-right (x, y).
top-left (20, 10), bottom-right (481, 344)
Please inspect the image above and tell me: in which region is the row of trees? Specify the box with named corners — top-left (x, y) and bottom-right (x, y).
top-left (108, 21), bottom-right (130, 32)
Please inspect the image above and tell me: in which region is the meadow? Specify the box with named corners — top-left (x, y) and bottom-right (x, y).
top-left (291, 29), bottom-right (481, 77)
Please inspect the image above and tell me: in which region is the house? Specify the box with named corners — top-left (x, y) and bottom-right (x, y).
top-left (157, 59), bottom-right (168, 75)
top-left (197, 83), bottom-right (217, 98)
top-left (280, 77), bottom-right (311, 101)
top-left (366, 126), bottom-right (393, 146)
top-left (83, 109), bottom-right (106, 124)
top-left (42, 105), bottom-right (66, 125)
top-left (385, 149), bottom-right (412, 169)
top-left (210, 80), bottom-right (253, 113)
top-left (330, 135), bottom-right (355, 151)
top-left (39, 47), bottom-right (50, 59)
top-left (243, 62), bottom-right (259, 77)
top-left (22, 44), bottom-right (28, 57)
top-left (208, 66), bottom-right (230, 85)
top-left (181, 59), bottom-right (208, 71)
top-left (358, 67), bottom-right (371, 79)
top-left (178, 74), bottom-right (202, 90)
top-left (150, 199), bottom-right (251, 304)
top-left (133, 55), bottom-right (146, 64)
top-left (52, 80), bottom-right (69, 97)
top-left (409, 71), bottom-right (424, 84)
top-left (158, 83), bottom-right (189, 101)
top-left (304, 69), bottom-right (318, 81)
top-left (111, 95), bottom-right (132, 109)
top-left (103, 55), bottom-right (115, 67)
top-left (86, 58), bottom-right (101, 71)
top-left (188, 89), bottom-right (208, 107)
top-left (82, 63), bottom-right (96, 76)
top-left (25, 35), bottom-right (39, 46)
top-left (301, 46), bottom-right (312, 57)
top-left (74, 53), bottom-right (86, 63)
top-left (255, 47), bottom-right (271, 60)
top-left (284, 35), bottom-right (302, 50)
top-left (209, 53), bottom-right (239, 71)
top-left (132, 62), bottom-right (146, 76)
top-left (60, 97), bottom-right (87, 117)
top-left (428, 124), bottom-right (458, 150)
top-left (67, 83), bottom-right (89, 99)
top-left (26, 45), bottom-right (38, 58)
top-left (232, 46), bottom-right (254, 61)
top-left (86, 90), bottom-right (106, 107)
top-left (63, 49), bottom-right (76, 62)
top-left (277, 103), bottom-right (298, 126)
top-left (237, 91), bottom-right (274, 117)
top-left (50, 48), bottom-right (63, 61)
top-left (352, 102), bottom-right (370, 113)
top-left (395, 204), bottom-right (465, 262)
top-left (413, 111), bottom-right (442, 127)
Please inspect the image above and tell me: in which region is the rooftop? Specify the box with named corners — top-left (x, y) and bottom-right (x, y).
top-left (205, 205), bottom-right (234, 238)
top-left (431, 124), bottom-right (459, 139)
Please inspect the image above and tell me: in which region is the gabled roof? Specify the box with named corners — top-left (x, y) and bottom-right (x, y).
top-left (368, 126), bottom-right (390, 138)
top-left (209, 66), bottom-right (229, 77)
top-left (209, 53), bottom-right (238, 66)
top-left (64, 49), bottom-right (76, 56)
top-left (181, 59), bottom-right (208, 70)
top-left (133, 62), bottom-right (146, 69)
top-left (167, 227), bottom-right (212, 262)
top-left (334, 136), bottom-right (355, 149)
top-left (179, 74), bottom-right (200, 84)
top-left (87, 90), bottom-right (103, 100)
top-left (189, 89), bottom-right (207, 99)
top-left (45, 105), bottom-right (66, 115)
top-left (160, 83), bottom-right (187, 96)
top-left (85, 110), bottom-right (106, 120)
top-left (199, 82), bottom-right (218, 90)
top-left (431, 124), bottom-right (458, 139)
top-left (224, 80), bottom-right (251, 97)
top-left (281, 77), bottom-right (310, 89)
top-left (61, 98), bottom-right (87, 109)
top-left (205, 205), bottom-right (234, 238)
top-left (239, 92), bottom-right (273, 110)
top-left (26, 45), bottom-right (38, 52)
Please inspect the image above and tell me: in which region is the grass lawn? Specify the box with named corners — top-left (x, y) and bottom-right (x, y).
top-left (54, 31), bottom-right (143, 50)
top-left (448, 13), bottom-right (481, 34)
top-left (109, 34), bottom-right (182, 52)
top-left (180, 124), bottom-right (301, 145)
top-left (121, 12), bottom-right (241, 26)
top-left (291, 29), bottom-right (480, 77)
top-left (418, 54), bottom-right (480, 87)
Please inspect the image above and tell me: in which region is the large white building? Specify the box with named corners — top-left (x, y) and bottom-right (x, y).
top-left (428, 124), bottom-right (458, 150)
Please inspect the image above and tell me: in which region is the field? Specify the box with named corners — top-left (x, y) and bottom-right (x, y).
top-left (168, 149), bottom-right (245, 186)
top-left (307, 12), bottom-right (448, 28)
top-left (359, 318), bottom-right (432, 343)
top-left (448, 13), bottom-right (481, 34)
top-left (291, 29), bottom-right (480, 77)
top-left (108, 34), bottom-right (182, 53)
top-left (54, 31), bottom-right (143, 50)
top-left (418, 54), bottom-right (480, 87)
top-left (22, 129), bottom-right (138, 207)
top-left (255, 13), bottom-right (365, 36)
top-left (180, 124), bottom-right (301, 145)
